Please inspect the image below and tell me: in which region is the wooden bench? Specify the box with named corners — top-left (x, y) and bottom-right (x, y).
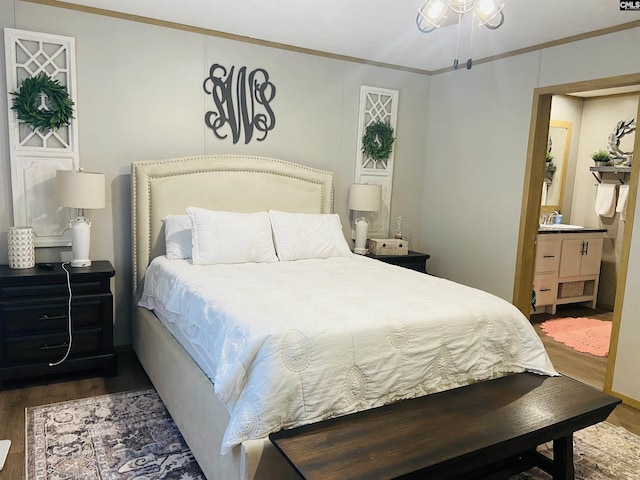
top-left (270, 373), bottom-right (620, 480)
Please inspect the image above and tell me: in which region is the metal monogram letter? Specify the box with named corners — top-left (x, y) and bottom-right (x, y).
top-left (203, 64), bottom-right (276, 144)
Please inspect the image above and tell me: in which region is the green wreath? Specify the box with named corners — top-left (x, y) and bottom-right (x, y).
top-left (11, 74), bottom-right (74, 132)
top-left (361, 120), bottom-right (395, 162)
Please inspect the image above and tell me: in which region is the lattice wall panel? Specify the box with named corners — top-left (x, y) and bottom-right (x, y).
top-left (354, 86), bottom-right (398, 238)
top-left (4, 28), bottom-right (79, 247)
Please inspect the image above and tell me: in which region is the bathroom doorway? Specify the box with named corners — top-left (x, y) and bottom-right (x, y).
top-left (512, 73), bottom-right (640, 398)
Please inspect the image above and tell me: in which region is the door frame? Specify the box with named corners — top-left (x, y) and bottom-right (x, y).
top-left (512, 72), bottom-right (640, 400)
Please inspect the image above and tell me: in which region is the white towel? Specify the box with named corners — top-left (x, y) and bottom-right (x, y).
top-left (617, 184), bottom-right (629, 221)
top-left (595, 183), bottom-right (617, 217)
top-left (541, 181), bottom-right (548, 206)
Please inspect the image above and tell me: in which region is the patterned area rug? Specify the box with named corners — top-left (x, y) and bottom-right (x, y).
top-left (540, 317), bottom-right (611, 356)
top-left (26, 388), bottom-right (205, 480)
top-left (512, 422), bottom-right (640, 480)
top-left (26, 389), bottom-right (640, 480)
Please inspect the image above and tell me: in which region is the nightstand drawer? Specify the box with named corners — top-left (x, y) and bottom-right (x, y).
top-left (0, 280), bottom-right (103, 299)
top-left (1, 297), bottom-right (107, 335)
top-left (3, 328), bottom-right (104, 366)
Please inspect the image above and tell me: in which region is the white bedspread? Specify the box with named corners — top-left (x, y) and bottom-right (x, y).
top-left (139, 255), bottom-right (556, 453)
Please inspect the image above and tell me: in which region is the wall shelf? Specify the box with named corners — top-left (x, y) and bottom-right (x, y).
top-left (589, 165), bottom-right (631, 184)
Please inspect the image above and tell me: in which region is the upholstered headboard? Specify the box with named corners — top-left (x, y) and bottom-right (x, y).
top-left (131, 155), bottom-right (335, 293)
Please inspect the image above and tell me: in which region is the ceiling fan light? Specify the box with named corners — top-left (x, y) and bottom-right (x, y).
top-left (476, 0), bottom-right (504, 28)
top-left (418, 0), bottom-right (448, 28)
top-left (448, 0), bottom-right (475, 14)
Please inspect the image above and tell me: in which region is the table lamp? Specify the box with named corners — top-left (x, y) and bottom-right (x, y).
top-left (348, 183), bottom-right (382, 254)
top-left (55, 169), bottom-right (106, 267)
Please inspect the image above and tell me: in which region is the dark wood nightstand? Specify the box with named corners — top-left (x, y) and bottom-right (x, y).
top-left (366, 250), bottom-right (430, 273)
top-left (0, 260), bottom-right (117, 388)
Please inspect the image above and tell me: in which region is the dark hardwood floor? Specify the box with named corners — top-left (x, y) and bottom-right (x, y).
top-left (0, 349), bottom-right (152, 480)
top-left (1, 309), bottom-right (639, 479)
top-left (530, 304), bottom-right (640, 437)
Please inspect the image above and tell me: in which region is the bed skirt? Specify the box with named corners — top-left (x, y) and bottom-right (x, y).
top-left (132, 306), bottom-right (299, 480)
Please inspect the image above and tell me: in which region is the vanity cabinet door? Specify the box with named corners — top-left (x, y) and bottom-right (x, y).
top-left (559, 237), bottom-right (604, 278)
top-left (559, 238), bottom-right (583, 277)
top-left (579, 237), bottom-right (604, 276)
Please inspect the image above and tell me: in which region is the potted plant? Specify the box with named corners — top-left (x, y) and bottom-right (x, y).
top-left (591, 149), bottom-right (611, 166)
top-left (545, 152), bottom-right (554, 165)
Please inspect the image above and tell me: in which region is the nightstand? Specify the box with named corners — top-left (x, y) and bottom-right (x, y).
top-left (366, 250), bottom-right (430, 273)
top-left (0, 260), bottom-right (117, 388)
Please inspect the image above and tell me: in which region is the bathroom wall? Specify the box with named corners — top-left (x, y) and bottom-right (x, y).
top-left (549, 94), bottom-right (638, 309)
top-left (571, 94), bottom-right (638, 308)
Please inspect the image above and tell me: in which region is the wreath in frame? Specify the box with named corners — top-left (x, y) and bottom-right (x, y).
top-left (11, 74), bottom-right (74, 132)
top-left (361, 120), bottom-right (395, 162)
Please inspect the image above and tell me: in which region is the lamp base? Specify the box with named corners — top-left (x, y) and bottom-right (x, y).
top-left (353, 217), bottom-right (370, 255)
top-left (69, 216), bottom-right (92, 268)
top-left (70, 258), bottom-right (92, 267)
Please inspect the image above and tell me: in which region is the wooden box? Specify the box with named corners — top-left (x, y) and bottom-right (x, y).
top-left (367, 238), bottom-right (409, 256)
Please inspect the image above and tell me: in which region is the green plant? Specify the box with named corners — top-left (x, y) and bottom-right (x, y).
top-left (591, 149), bottom-right (611, 163)
top-left (11, 74), bottom-right (74, 132)
top-left (545, 152), bottom-right (553, 163)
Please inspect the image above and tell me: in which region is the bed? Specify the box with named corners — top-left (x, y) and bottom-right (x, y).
top-left (131, 155), bottom-right (556, 480)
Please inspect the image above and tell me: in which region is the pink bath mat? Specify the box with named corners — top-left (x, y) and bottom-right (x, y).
top-left (540, 317), bottom-right (612, 357)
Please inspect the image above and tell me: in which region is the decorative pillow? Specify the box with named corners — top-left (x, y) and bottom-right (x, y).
top-left (187, 207), bottom-right (278, 264)
top-left (163, 214), bottom-right (192, 260)
top-left (269, 210), bottom-right (351, 261)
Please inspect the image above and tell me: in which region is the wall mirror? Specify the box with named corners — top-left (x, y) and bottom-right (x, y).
top-left (541, 120), bottom-right (572, 213)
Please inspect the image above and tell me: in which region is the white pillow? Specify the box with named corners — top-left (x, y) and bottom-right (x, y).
top-left (187, 207), bottom-right (278, 264)
top-left (269, 210), bottom-right (351, 261)
top-left (163, 214), bottom-right (192, 259)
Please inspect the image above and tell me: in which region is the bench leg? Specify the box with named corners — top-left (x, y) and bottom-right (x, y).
top-left (552, 434), bottom-right (574, 480)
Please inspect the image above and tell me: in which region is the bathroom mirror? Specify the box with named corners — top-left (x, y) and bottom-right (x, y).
top-left (541, 120), bottom-right (572, 213)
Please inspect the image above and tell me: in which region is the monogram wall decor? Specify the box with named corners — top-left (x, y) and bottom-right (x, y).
top-left (203, 63), bottom-right (276, 144)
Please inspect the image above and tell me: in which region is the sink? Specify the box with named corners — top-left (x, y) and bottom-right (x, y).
top-left (539, 224), bottom-right (585, 230)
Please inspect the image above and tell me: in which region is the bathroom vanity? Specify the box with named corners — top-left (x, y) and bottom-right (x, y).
top-left (534, 227), bottom-right (607, 314)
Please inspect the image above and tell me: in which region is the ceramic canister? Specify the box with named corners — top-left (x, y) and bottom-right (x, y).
top-left (8, 226), bottom-right (35, 269)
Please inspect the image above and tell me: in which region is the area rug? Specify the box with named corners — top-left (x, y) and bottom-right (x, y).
top-left (511, 421), bottom-right (640, 480)
top-left (25, 388), bottom-right (205, 480)
top-left (26, 389), bottom-right (640, 480)
top-left (540, 317), bottom-right (612, 356)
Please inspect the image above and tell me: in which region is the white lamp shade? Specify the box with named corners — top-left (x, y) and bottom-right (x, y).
top-left (348, 184), bottom-right (382, 212)
top-left (55, 170), bottom-right (106, 209)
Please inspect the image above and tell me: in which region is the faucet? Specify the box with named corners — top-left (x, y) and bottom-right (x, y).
top-left (545, 211), bottom-right (560, 225)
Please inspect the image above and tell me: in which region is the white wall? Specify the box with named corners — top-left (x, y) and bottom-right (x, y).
top-left (0, 0), bottom-right (429, 344)
top-left (420, 52), bottom-right (542, 298)
top-left (422, 26), bottom-right (640, 403)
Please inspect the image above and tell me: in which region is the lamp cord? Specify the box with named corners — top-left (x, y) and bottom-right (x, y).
top-left (49, 262), bottom-right (74, 367)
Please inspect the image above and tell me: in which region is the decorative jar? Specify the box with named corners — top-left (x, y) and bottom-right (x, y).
top-left (8, 226), bottom-right (35, 269)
